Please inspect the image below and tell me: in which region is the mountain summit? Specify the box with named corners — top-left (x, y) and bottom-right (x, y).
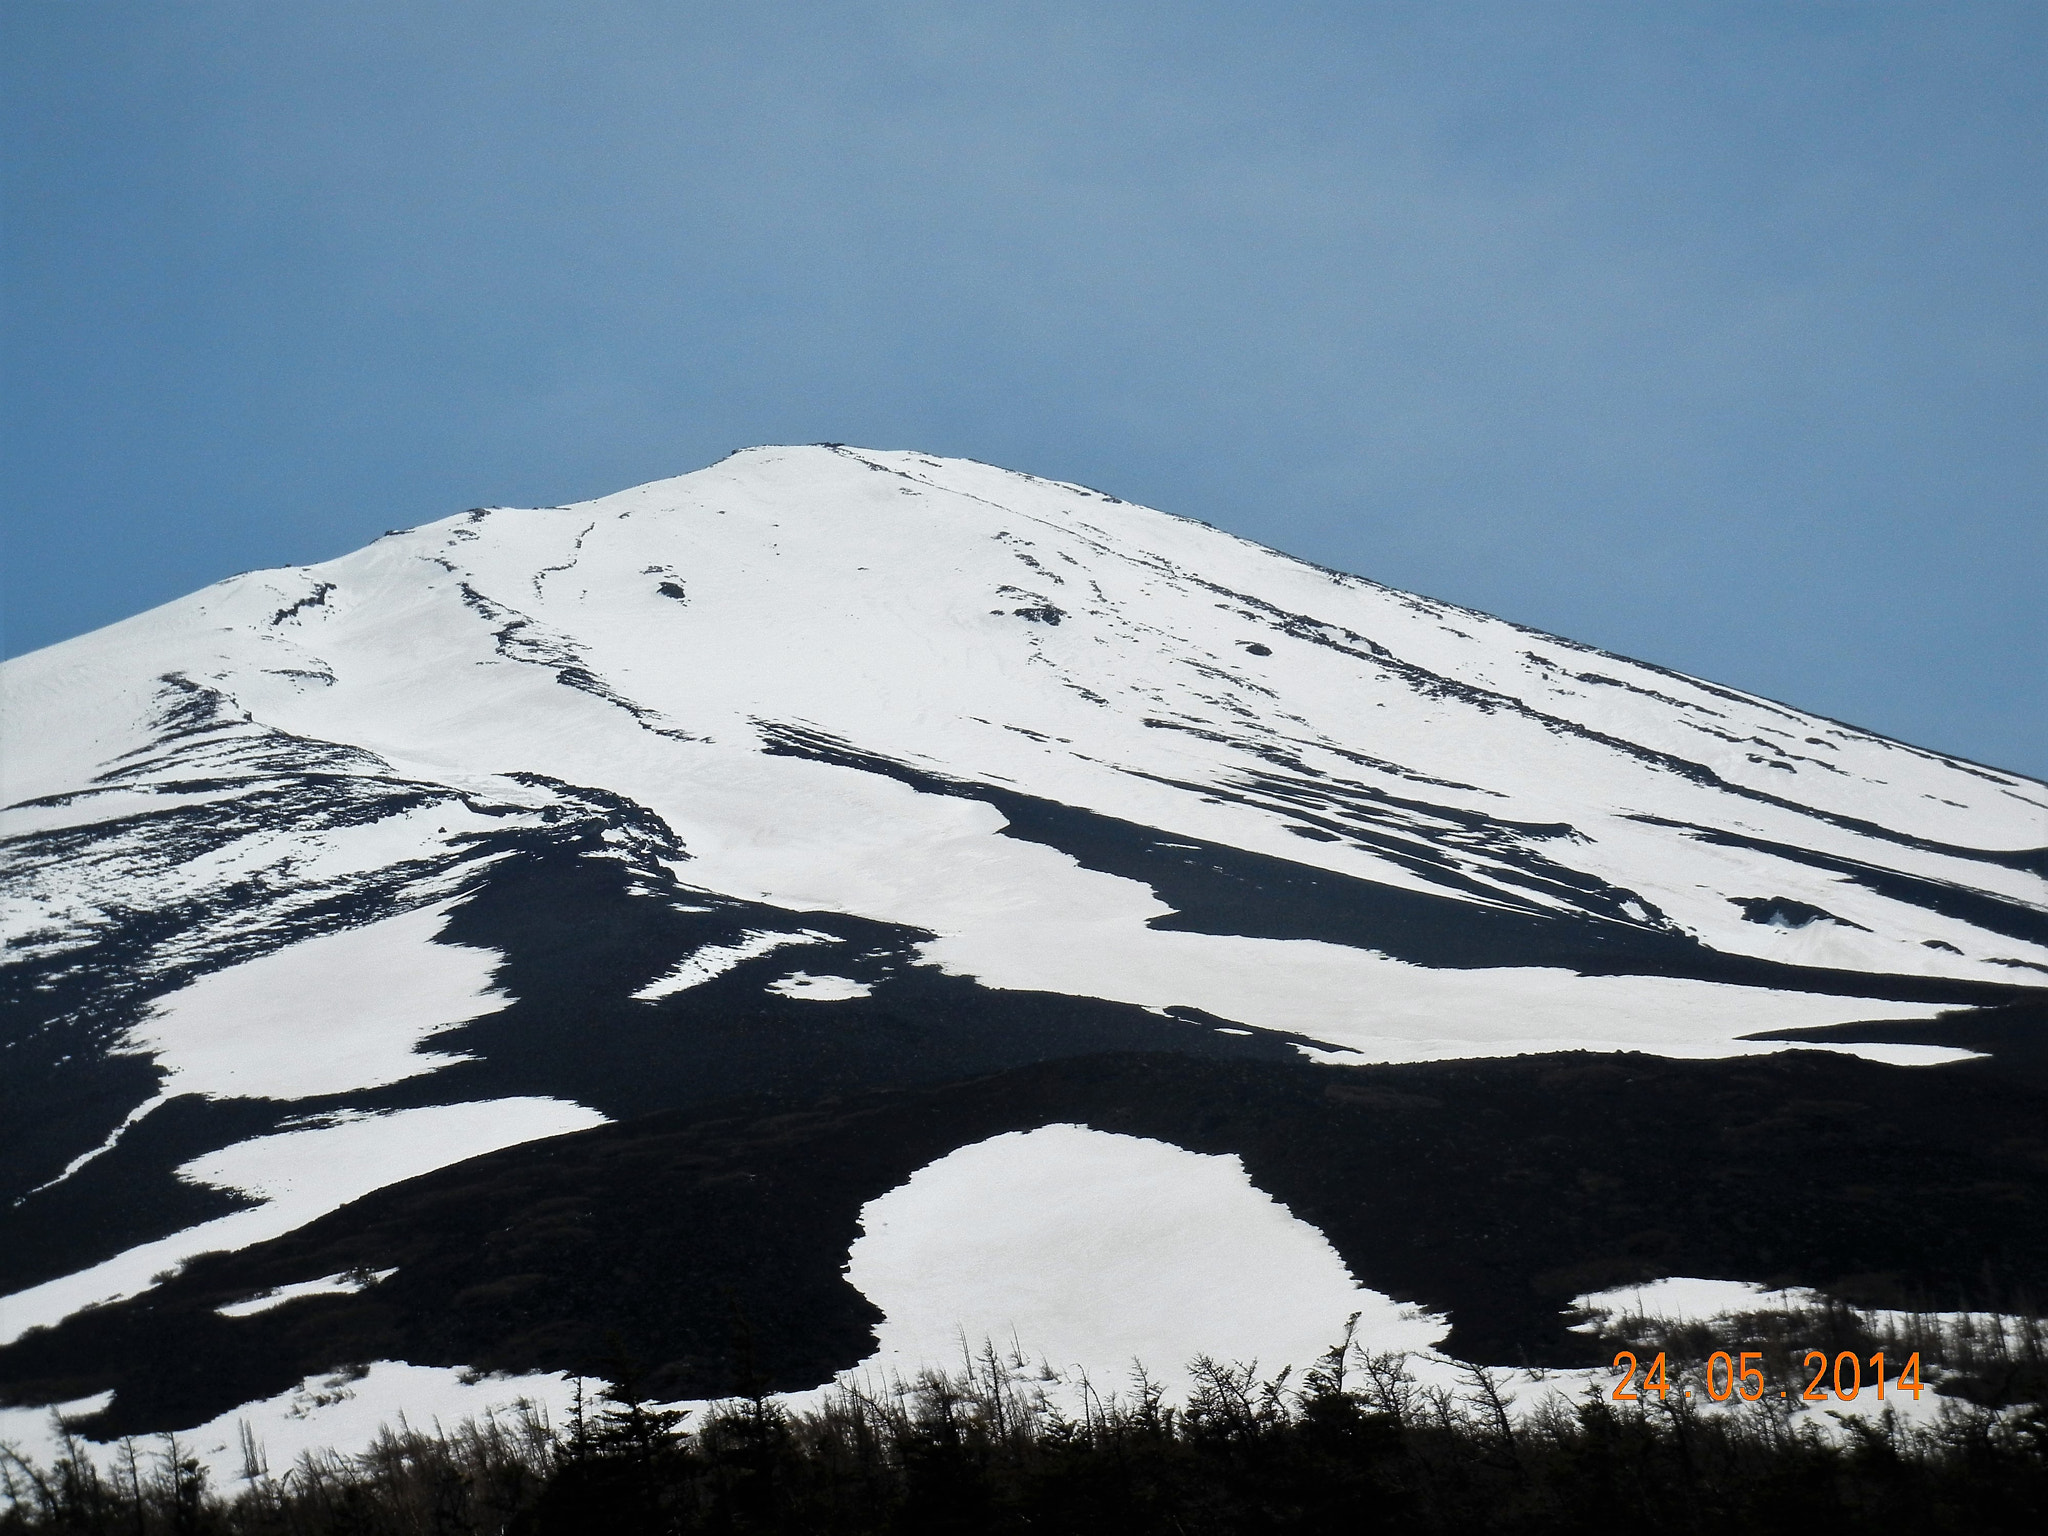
top-left (3, 446), bottom-right (2045, 1458)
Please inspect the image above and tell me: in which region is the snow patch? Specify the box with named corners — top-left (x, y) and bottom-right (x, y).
top-left (765, 972), bottom-right (872, 1000)
top-left (0, 1364), bottom-right (579, 1493)
top-left (1571, 1275), bottom-right (2037, 1351)
top-left (215, 1268), bottom-right (398, 1319)
top-left (125, 901), bottom-right (507, 1102)
top-left (0, 1098), bottom-right (606, 1345)
top-left (632, 930), bottom-right (833, 1001)
top-left (832, 1125), bottom-right (1446, 1394)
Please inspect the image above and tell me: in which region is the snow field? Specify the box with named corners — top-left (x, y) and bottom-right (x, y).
top-left (16, 445), bottom-right (2025, 994)
top-left (6, 447), bottom-right (2040, 1066)
top-left (1, 443), bottom-right (2042, 1476)
top-left (832, 1125), bottom-right (1448, 1395)
top-left (4, 1131), bottom-right (2016, 1487)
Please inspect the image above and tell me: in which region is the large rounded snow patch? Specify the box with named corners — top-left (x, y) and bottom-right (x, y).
top-left (841, 1124), bottom-right (1443, 1391)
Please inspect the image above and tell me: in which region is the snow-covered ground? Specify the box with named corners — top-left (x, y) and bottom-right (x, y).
top-left (834, 1125), bottom-right (1447, 1390)
top-left (215, 1268), bottom-right (398, 1319)
top-left (1, 444), bottom-right (2041, 1469)
top-left (809, 1136), bottom-right (2020, 1437)
top-left (632, 929), bottom-right (834, 1001)
top-left (0, 1363), bottom-right (581, 1493)
top-left (11, 1128), bottom-right (1998, 1494)
top-left (4, 448), bottom-right (2038, 1091)
top-left (1, 1127), bottom-right (1451, 1484)
top-left (1573, 1275), bottom-right (2042, 1357)
top-left (0, 1098), bottom-right (606, 1346)
top-left (766, 971), bottom-right (873, 1000)
top-left (125, 901), bottom-right (505, 1102)
top-left (6, 446), bottom-right (2041, 1023)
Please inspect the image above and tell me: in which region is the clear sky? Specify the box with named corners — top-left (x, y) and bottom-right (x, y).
top-left (4, 2), bottom-right (2043, 777)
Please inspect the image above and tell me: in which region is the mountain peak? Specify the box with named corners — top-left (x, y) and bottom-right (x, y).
top-left (1, 448), bottom-right (2043, 1459)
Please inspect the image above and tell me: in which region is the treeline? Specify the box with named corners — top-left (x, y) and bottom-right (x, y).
top-left (4, 1317), bottom-right (2046, 1535)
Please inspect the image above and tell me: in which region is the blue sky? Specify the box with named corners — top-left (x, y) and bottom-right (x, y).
top-left (4, 1), bottom-right (2043, 776)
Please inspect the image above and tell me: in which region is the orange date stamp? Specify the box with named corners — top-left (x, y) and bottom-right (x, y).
top-left (1610, 1349), bottom-right (1925, 1404)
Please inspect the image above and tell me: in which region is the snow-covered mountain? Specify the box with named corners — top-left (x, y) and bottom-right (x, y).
top-left (3, 445), bottom-right (2045, 1460)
